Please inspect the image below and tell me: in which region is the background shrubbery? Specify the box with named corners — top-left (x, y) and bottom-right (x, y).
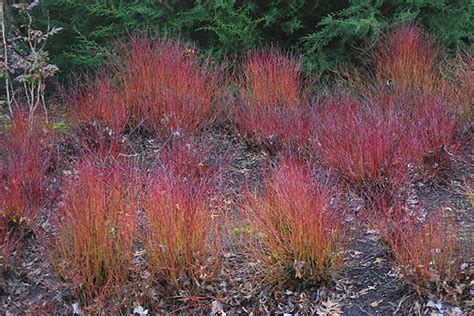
top-left (33, 0), bottom-right (473, 76)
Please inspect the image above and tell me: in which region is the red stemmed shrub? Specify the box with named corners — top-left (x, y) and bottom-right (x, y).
top-left (66, 72), bottom-right (130, 162)
top-left (439, 51), bottom-right (473, 123)
top-left (358, 24), bottom-right (470, 129)
top-left (373, 90), bottom-right (459, 179)
top-left (242, 157), bottom-right (348, 283)
top-left (0, 173), bottom-right (29, 272)
top-left (373, 24), bottom-right (439, 92)
top-left (51, 162), bottom-right (140, 307)
top-left (0, 109), bottom-right (51, 223)
top-left (74, 125), bottom-right (129, 163)
top-left (240, 49), bottom-right (303, 108)
top-left (156, 135), bottom-right (234, 187)
top-left (235, 49), bottom-right (312, 150)
top-left (120, 35), bottom-right (224, 136)
top-left (142, 170), bottom-right (222, 293)
top-left (453, 51), bottom-right (473, 121)
top-left (67, 73), bottom-right (130, 135)
top-left (315, 90), bottom-right (460, 199)
top-left (159, 137), bottom-right (217, 182)
top-left (372, 199), bottom-right (467, 299)
top-left (315, 95), bottom-right (416, 195)
top-left (411, 93), bottom-right (459, 178)
top-left (236, 104), bottom-right (314, 152)
top-left (414, 94), bottom-right (458, 152)
top-left (390, 215), bottom-right (464, 297)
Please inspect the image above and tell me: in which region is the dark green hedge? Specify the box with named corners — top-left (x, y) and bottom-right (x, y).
top-left (37, 0), bottom-right (473, 75)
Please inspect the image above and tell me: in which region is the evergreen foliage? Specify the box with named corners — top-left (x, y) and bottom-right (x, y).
top-left (35, 0), bottom-right (473, 75)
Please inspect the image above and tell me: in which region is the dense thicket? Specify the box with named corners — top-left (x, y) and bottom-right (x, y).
top-left (35, 0), bottom-right (473, 75)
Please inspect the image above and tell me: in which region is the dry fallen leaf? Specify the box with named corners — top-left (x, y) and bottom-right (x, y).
top-left (374, 257), bottom-right (384, 264)
top-left (467, 192), bottom-right (474, 206)
top-left (72, 303), bottom-right (81, 315)
top-left (370, 300), bottom-right (379, 308)
top-left (133, 305), bottom-right (149, 315)
top-left (294, 260), bottom-right (304, 279)
top-left (319, 298), bottom-right (341, 315)
top-left (211, 300), bottom-right (225, 315)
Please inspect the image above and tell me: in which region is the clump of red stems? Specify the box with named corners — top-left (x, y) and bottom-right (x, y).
top-left (373, 24), bottom-right (439, 93)
top-left (0, 109), bottom-right (52, 224)
top-left (235, 48), bottom-right (313, 151)
top-left (239, 48), bottom-right (304, 108)
top-left (370, 195), bottom-right (467, 299)
top-left (51, 161), bottom-right (140, 308)
top-left (142, 168), bottom-right (223, 293)
top-left (242, 156), bottom-right (349, 284)
top-left (67, 73), bottom-right (130, 135)
top-left (119, 35), bottom-right (224, 137)
top-left (315, 95), bottom-right (416, 196)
